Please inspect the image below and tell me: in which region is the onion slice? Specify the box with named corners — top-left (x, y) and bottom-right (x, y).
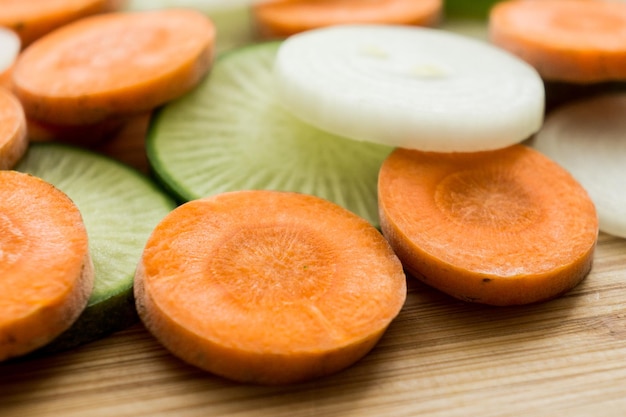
top-left (273, 24), bottom-right (544, 152)
top-left (0, 27), bottom-right (20, 75)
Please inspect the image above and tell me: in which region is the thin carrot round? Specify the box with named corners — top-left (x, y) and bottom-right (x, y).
top-left (378, 145), bottom-right (598, 306)
top-left (0, 0), bottom-right (122, 48)
top-left (252, 0), bottom-right (442, 39)
top-left (489, 0), bottom-right (626, 83)
top-left (0, 88), bottom-right (28, 170)
top-left (12, 9), bottom-right (215, 126)
top-left (0, 171), bottom-right (93, 361)
top-left (135, 190), bottom-right (407, 385)
top-left (0, 64), bottom-right (15, 91)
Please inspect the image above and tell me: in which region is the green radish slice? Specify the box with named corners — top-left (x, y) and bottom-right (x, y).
top-left (273, 24), bottom-right (544, 152)
top-left (0, 27), bottom-right (20, 74)
top-left (147, 42), bottom-right (392, 227)
top-left (16, 143), bottom-right (175, 352)
top-left (444, 0), bottom-right (504, 19)
top-left (123, 0), bottom-right (259, 53)
top-left (530, 93), bottom-right (626, 238)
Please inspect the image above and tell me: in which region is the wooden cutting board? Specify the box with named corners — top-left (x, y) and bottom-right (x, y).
top-left (1, 117), bottom-right (626, 417)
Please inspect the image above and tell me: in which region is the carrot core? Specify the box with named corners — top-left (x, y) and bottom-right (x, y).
top-left (210, 225), bottom-right (334, 306)
top-left (435, 168), bottom-right (539, 229)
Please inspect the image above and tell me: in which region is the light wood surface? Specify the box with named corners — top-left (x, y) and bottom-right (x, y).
top-left (2, 116), bottom-right (626, 417)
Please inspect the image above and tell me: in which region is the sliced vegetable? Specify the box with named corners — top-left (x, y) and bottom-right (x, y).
top-left (0, 28), bottom-right (20, 91)
top-left (0, 27), bottom-right (20, 74)
top-left (273, 24), bottom-right (544, 152)
top-left (252, 0), bottom-right (442, 39)
top-left (444, 0), bottom-right (503, 19)
top-left (16, 143), bottom-right (175, 352)
top-left (12, 9), bottom-right (215, 126)
top-left (0, 0), bottom-right (123, 47)
top-left (123, 0), bottom-right (258, 53)
top-left (0, 88), bottom-right (28, 170)
top-left (378, 145), bottom-right (598, 306)
top-left (531, 93), bottom-right (626, 239)
top-left (489, 0), bottom-right (626, 83)
top-left (0, 171), bottom-right (93, 361)
top-left (147, 41), bottom-right (392, 227)
top-left (135, 190), bottom-right (407, 384)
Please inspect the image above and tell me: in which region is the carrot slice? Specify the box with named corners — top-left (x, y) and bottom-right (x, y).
top-left (0, 0), bottom-right (123, 48)
top-left (0, 171), bottom-right (93, 361)
top-left (135, 190), bottom-right (407, 384)
top-left (0, 63), bottom-right (15, 91)
top-left (378, 145), bottom-right (598, 306)
top-left (11, 9), bottom-right (215, 126)
top-left (489, 0), bottom-right (626, 83)
top-left (252, 0), bottom-right (442, 39)
top-left (0, 88), bottom-right (28, 170)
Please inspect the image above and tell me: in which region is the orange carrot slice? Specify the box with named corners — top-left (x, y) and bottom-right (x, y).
top-left (12, 9), bottom-right (215, 126)
top-left (0, 171), bottom-right (93, 361)
top-left (489, 0), bottom-right (626, 83)
top-left (0, 0), bottom-right (123, 48)
top-left (0, 88), bottom-right (27, 170)
top-left (252, 0), bottom-right (442, 39)
top-left (378, 145), bottom-right (598, 306)
top-left (135, 190), bottom-right (407, 384)
top-left (0, 63), bottom-right (15, 91)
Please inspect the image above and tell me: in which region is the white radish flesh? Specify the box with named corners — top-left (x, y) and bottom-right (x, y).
top-left (0, 28), bottom-right (20, 75)
top-left (531, 93), bottom-right (626, 238)
top-left (124, 0), bottom-right (260, 53)
top-left (273, 24), bottom-right (545, 152)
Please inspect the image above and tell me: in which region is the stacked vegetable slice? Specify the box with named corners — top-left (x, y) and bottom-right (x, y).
top-left (123, 0), bottom-right (258, 53)
top-left (531, 93), bottom-right (626, 239)
top-left (0, 171), bottom-right (93, 361)
top-left (11, 8), bottom-right (215, 142)
top-left (148, 41), bottom-right (392, 227)
top-left (135, 190), bottom-right (406, 385)
top-left (273, 24), bottom-right (544, 152)
top-left (0, 87), bottom-right (27, 170)
top-left (2, 0), bottom-right (621, 385)
top-left (489, 0), bottom-right (626, 108)
top-left (16, 143), bottom-right (176, 352)
top-left (267, 24), bottom-right (596, 306)
top-left (252, 0), bottom-right (443, 38)
top-left (488, 0), bottom-right (626, 239)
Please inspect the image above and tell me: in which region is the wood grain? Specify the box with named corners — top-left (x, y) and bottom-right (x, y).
top-left (2, 122), bottom-right (626, 417)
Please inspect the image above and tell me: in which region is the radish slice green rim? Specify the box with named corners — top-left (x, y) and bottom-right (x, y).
top-left (531, 93), bottom-right (626, 238)
top-left (273, 24), bottom-right (545, 152)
